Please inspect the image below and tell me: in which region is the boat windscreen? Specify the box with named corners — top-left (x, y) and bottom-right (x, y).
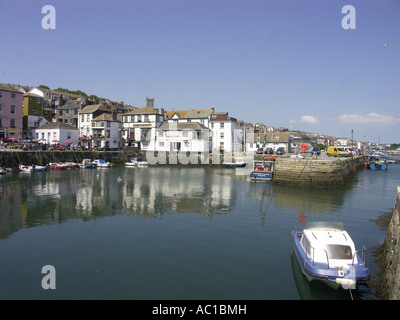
top-left (305, 221), bottom-right (344, 231)
top-left (325, 244), bottom-right (352, 260)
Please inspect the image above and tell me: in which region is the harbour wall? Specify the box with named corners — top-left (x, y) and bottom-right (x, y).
top-left (1, 150), bottom-right (365, 188)
top-left (0, 150), bottom-right (143, 169)
top-left (272, 155), bottom-right (365, 188)
top-left (374, 186), bottom-right (400, 300)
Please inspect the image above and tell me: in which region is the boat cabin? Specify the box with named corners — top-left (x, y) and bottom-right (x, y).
top-left (300, 223), bottom-right (358, 268)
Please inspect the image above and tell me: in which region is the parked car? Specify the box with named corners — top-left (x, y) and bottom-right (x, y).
top-left (311, 147), bottom-right (321, 155)
top-left (276, 147), bottom-right (286, 155)
top-left (256, 149), bottom-right (264, 154)
top-left (264, 148), bottom-right (274, 154)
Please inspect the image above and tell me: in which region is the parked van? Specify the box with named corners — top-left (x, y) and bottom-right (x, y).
top-left (327, 146), bottom-right (347, 157)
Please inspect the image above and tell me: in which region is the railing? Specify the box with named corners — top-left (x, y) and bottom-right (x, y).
top-left (306, 244), bottom-right (330, 268)
top-left (352, 246), bottom-right (367, 269)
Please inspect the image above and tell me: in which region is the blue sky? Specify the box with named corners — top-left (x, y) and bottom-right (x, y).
top-left (1, 0), bottom-right (399, 143)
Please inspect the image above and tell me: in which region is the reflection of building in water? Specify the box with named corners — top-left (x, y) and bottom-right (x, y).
top-left (32, 182), bottom-right (61, 199)
top-left (0, 180), bottom-right (24, 238)
top-left (75, 186), bottom-right (93, 214)
top-left (121, 168), bottom-right (237, 217)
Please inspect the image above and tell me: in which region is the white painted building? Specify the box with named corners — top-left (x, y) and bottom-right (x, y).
top-left (78, 104), bottom-right (112, 148)
top-left (155, 122), bottom-right (210, 153)
top-left (121, 106), bottom-right (165, 151)
top-left (34, 122), bottom-right (79, 145)
top-left (91, 113), bottom-right (123, 150)
top-left (210, 112), bottom-right (239, 153)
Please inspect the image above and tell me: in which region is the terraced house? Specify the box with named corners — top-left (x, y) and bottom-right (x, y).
top-left (0, 83), bottom-right (23, 139)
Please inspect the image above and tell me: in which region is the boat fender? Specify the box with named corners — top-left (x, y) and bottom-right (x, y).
top-left (335, 278), bottom-right (355, 289)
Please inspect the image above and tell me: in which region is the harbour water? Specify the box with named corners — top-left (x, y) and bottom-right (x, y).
top-left (0, 164), bottom-right (399, 300)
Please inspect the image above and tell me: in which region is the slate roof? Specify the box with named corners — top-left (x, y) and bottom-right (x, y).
top-left (159, 122), bottom-right (209, 131)
top-left (79, 104), bottom-right (111, 114)
top-left (35, 122), bottom-right (78, 131)
top-left (0, 83), bottom-right (22, 93)
top-left (166, 109), bottom-right (214, 119)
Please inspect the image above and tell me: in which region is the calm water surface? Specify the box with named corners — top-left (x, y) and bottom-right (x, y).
top-left (0, 164), bottom-right (399, 300)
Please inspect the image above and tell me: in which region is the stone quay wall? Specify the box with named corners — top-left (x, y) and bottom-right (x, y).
top-left (272, 155), bottom-right (366, 188)
top-left (374, 187), bottom-right (400, 300)
top-left (0, 150), bottom-right (143, 169)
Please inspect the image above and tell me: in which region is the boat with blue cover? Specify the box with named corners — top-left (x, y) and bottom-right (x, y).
top-left (366, 152), bottom-right (388, 170)
top-left (292, 222), bottom-right (370, 290)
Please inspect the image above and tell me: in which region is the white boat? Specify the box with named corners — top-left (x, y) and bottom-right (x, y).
top-left (222, 157), bottom-right (247, 168)
top-left (0, 167), bottom-right (12, 174)
top-left (19, 164), bottom-right (36, 172)
top-left (125, 158), bottom-right (148, 167)
top-left (81, 159), bottom-right (97, 169)
top-left (292, 222), bottom-right (370, 290)
top-left (93, 159), bottom-right (112, 167)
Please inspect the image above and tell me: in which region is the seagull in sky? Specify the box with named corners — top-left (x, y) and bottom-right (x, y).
top-left (379, 43), bottom-right (389, 48)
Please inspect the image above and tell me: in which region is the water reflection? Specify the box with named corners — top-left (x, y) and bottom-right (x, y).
top-left (0, 167), bottom-right (352, 239)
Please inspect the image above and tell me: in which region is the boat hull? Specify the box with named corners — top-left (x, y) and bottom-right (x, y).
top-left (222, 162), bottom-right (247, 168)
top-left (369, 162), bottom-right (388, 170)
top-left (250, 170), bottom-right (273, 181)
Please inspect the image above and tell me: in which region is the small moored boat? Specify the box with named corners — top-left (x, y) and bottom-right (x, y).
top-left (125, 158), bottom-right (148, 167)
top-left (222, 157), bottom-right (247, 168)
top-left (250, 157), bottom-right (275, 181)
top-left (49, 163), bottom-right (66, 170)
top-left (366, 152), bottom-right (388, 170)
top-left (93, 159), bottom-right (112, 168)
top-left (80, 159), bottom-right (97, 169)
top-left (19, 164), bottom-right (36, 172)
top-left (0, 167), bottom-right (12, 174)
top-left (292, 222), bottom-right (370, 290)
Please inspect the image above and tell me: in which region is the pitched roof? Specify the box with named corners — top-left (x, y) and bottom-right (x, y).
top-left (35, 122), bottom-right (78, 131)
top-left (247, 132), bottom-right (291, 143)
top-left (79, 104), bottom-right (111, 114)
top-left (0, 83), bottom-right (22, 93)
top-left (124, 107), bottom-right (160, 115)
top-left (159, 122), bottom-right (209, 131)
top-left (165, 109), bottom-right (214, 119)
top-left (93, 113), bottom-right (117, 121)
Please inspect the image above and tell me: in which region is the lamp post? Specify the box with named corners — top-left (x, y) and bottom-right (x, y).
top-left (351, 130), bottom-right (354, 165)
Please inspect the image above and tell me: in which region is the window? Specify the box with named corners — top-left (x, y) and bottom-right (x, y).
top-left (0, 104), bottom-right (2, 113)
top-left (325, 245), bottom-right (352, 260)
top-left (11, 105), bottom-right (15, 113)
top-left (81, 115), bottom-right (84, 122)
top-left (36, 98), bottom-right (41, 104)
top-left (0, 91), bottom-right (2, 97)
top-left (11, 93), bottom-right (16, 99)
top-left (220, 132), bottom-right (224, 138)
top-left (220, 122), bottom-right (224, 128)
top-left (10, 119), bottom-right (15, 128)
